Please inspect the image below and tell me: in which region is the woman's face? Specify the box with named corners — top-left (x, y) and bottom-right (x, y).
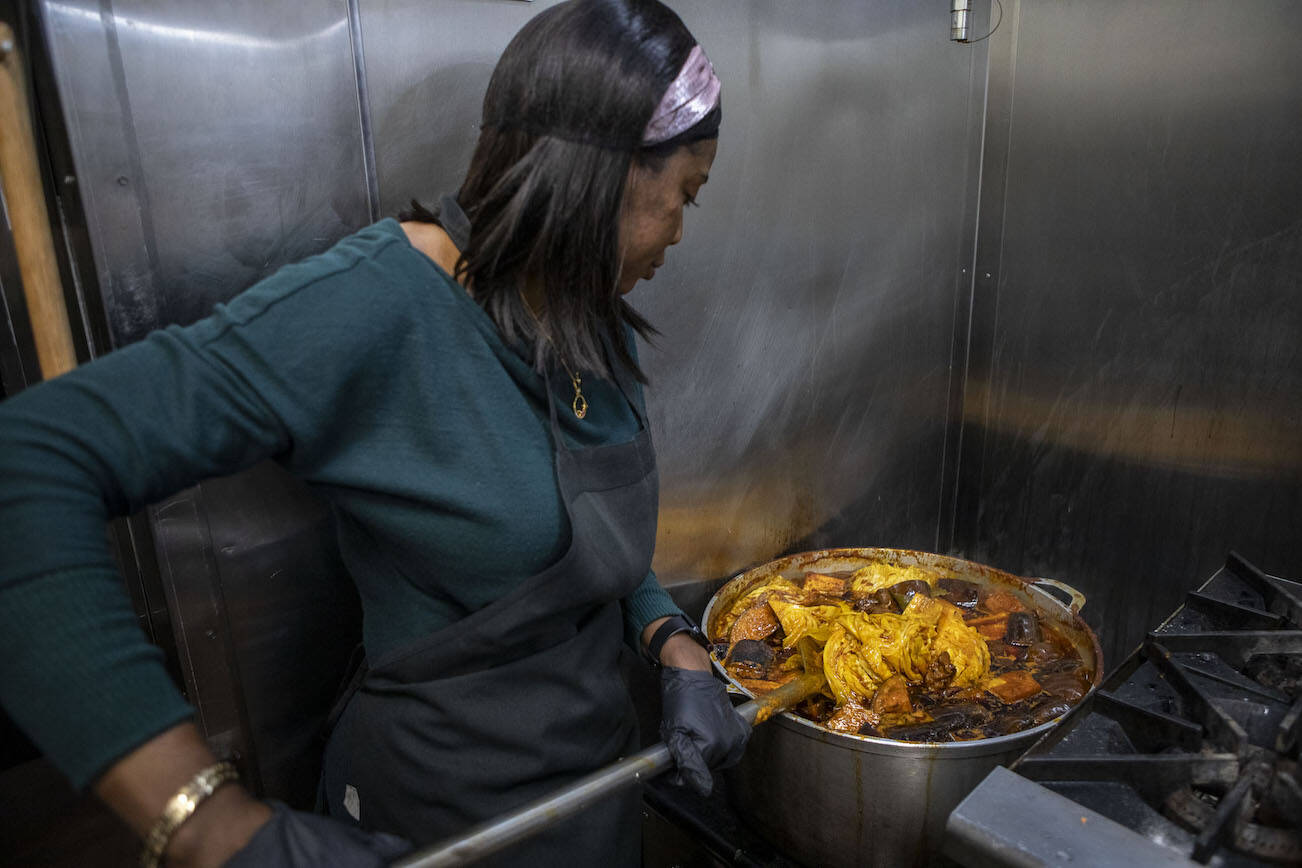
top-left (618, 139), bottom-right (718, 295)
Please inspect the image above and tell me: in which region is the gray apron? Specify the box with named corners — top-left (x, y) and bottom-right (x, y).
top-left (320, 217), bottom-right (656, 863)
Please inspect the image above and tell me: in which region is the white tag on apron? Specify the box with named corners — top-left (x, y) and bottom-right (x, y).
top-left (344, 783), bottom-right (361, 821)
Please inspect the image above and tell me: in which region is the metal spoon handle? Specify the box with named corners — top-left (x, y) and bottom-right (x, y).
top-left (394, 670), bottom-right (825, 868)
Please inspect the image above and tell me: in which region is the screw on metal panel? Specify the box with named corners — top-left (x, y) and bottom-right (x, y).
top-left (116, 175), bottom-right (129, 186)
top-left (984, 272), bottom-right (992, 279)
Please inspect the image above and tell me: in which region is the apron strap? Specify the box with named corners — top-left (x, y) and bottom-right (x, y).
top-left (323, 643), bottom-right (369, 740)
top-left (601, 330), bottom-right (649, 429)
top-left (436, 194), bottom-right (471, 251)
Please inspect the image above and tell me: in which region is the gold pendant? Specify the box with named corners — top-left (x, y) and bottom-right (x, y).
top-left (560, 359), bottom-right (588, 419)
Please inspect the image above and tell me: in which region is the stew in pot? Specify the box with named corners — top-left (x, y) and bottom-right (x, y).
top-left (710, 562), bottom-right (1090, 742)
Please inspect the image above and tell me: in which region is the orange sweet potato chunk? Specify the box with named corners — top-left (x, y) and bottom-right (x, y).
top-left (966, 613), bottom-right (1010, 640)
top-left (729, 602), bottom-right (781, 644)
top-left (803, 572), bottom-right (849, 597)
top-left (981, 591), bottom-right (1027, 614)
top-left (985, 670), bottom-right (1042, 703)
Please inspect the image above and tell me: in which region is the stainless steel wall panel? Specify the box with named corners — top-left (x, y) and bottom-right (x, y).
top-left (364, 0), bottom-right (990, 584)
top-left (361, 0), bottom-right (559, 218)
top-left (957, 0), bottom-right (1302, 668)
top-left (40, 0), bottom-right (369, 344)
top-left (638, 1), bottom-right (987, 583)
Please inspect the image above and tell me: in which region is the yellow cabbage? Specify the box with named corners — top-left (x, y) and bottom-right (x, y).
top-left (848, 563), bottom-right (940, 596)
top-left (714, 577), bottom-right (802, 638)
top-left (768, 598), bottom-right (850, 647)
top-left (931, 608), bottom-right (991, 687)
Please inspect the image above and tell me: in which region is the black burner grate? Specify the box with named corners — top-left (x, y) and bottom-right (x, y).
top-left (1008, 552), bottom-right (1302, 865)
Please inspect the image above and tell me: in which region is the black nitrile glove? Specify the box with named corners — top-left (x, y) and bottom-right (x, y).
top-left (659, 666), bottom-right (751, 796)
top-left (224, 802), bottom-right (412, 867)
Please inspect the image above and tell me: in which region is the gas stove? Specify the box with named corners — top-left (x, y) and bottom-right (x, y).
top-left (948, 552), bottom-right (1302, 867)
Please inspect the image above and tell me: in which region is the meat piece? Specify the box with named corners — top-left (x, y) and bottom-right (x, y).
top-left (803, 571), bottom-right (849, 597)
top-left (923, 651), bottom-right (957, 692)
top-left (852, 589), bottom-right (900, 615)
top-left (942, 685), bottom-right (986, 703)
top-left (980, 590), bottom-right (1027, 614)
top-left (965, 612), bottom-right (1010, 640)
top-left (826, 699), bottom-right (877, 734)
top-left (936, 578), bottom-right (980, 608)
top-left (883, 711), bottom-right (967, 742)
top-left (729, 602), bottom-right (781, 644)
top-left (984, 670), bottom-right (1042, 704)
top-left (727, 661), bottom-right (765, 680)
top-left (771, 647), bottom-right (808, 676)
top-left (1026, 639), bottom-right (1066, 664)
top-left (772, 646), bottom-right (800, 666)
top-left (888, 579), bottom-right (933, 609)
top-left (726, 638), bottom-right (775, 668)
top-left (1004, 612), bottom-right (1040, 647)
top-left (798, 694), bottom-right (835, 721)
top-left (871, 675), bottom-right (914, 715)
top-left (1038, 669), bottom-right (1089, 702)
top-left (935, 702), bottom-right (993, 726)
top-left (1029, 697), bottom-right (1074, 725)
top-left (985, 640), bottom-right (1027, 664)
top-left (990, 710), bottom-right (1036, 735)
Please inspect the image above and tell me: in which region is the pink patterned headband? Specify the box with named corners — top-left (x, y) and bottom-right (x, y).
top-left (642, 44), bottom-right (721, 145)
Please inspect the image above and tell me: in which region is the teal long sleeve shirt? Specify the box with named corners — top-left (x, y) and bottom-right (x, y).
top-left (0, 218), bottom-right (680, 789)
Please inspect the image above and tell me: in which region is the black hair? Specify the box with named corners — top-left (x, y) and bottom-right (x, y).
top-left (399, 0), bottom-right (719, 382)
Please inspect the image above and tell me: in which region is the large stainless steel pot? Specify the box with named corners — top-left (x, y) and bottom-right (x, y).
top-left (702, 548), bottom-right (1102, 868)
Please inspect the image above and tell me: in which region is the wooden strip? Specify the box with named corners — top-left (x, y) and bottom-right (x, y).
top-left (0, 24), bottom-right (77, 380)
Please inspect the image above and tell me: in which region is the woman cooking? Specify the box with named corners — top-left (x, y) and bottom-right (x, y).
top-left (0, 0), bottom-right (749, 865)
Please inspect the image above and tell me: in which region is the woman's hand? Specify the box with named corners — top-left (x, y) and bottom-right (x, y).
top-left (92, 722), bottom-right (409, 867)
top-left (222, 804), bottom-right (411, 867)
top-left (93, 723), bottom-right (271, 868)
top-left (166, 785), bottom-right (272, 868)
top-left (641, 619), bottom-right (749, 796)
top-left (658, 666), bottom-right (750, 796)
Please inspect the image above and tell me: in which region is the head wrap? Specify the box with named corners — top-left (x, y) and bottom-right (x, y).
top-left (642, 44), bottom-right (721, 146)
top-left (483, 43), bottom-right (721, 150)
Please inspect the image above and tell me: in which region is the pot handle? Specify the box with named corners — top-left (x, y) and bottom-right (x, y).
top-left (1029, 577), bottom-right (1086, 615)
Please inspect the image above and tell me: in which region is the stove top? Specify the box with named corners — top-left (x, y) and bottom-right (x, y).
top-left (642, 774), bottom-right (802, 868)
top-left (948, 552), bottom-right (1302, 867)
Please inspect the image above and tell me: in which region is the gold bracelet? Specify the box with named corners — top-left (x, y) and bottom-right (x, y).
top-left (139, 761), bottom-right (240, 868)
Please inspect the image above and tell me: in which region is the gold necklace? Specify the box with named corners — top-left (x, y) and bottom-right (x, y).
top-left (557, 356), bottom-right (588, 420)
top-left (526, 299), bottom-right (587, 420)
